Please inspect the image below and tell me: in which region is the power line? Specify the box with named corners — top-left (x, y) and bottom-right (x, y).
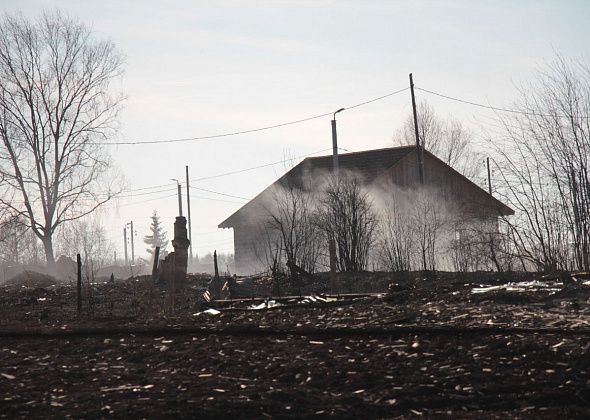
top-left (107, 112), bottom-right (332, 145)
top-left (93, 87), bottom-right (409, 146)
top-left (109, 193), bottom-right (178, 208)
top-left (191, 195), bottom-right (243, 204)
top-left (189, 147), bottom-right (336, 182)
top-left (117, 186), bottom-right (177, 198)
top-left (120, 147), bottom-right (334, 194)
top-left (0, 148), bottom-right (335, 206)
top-left (190, 186), bottom-right (249, 201)
top-left (416, 86), bottom-right (590, 119)
top-left (106, 190), bottom-right (242, 209)
top-left (344, 87), bottom-right (409, 111)
top-left (191, 147), bottom-right (332, 182)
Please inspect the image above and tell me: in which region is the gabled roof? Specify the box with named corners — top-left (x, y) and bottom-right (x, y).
top-left (219, 145), bottom-right (513, 228)
top-left (293, 145), bottom-right (415, 185)
top-left (219, 146), bottom-right (415, 228)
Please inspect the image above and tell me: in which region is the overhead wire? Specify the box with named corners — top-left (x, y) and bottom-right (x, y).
top-left (2, 147), bottom-right (335, 207)
top-left (416, 86), bottom-right (590, 119)
top-left (108, 193), bottom-right (178, 208)
top-left (114, 147), bottom-right (336, 198)
top-left (189, 147), bottom-right (334, 182)
top-left (92, 87), bottom-right (409, 146)
top-left (189, 186), bottom-right (249, 201)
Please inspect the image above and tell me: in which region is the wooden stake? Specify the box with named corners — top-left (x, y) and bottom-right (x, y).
top-left (214, 250), bottom-right (219, 279)
top-left (152, 246), bottom-right (160, 281)
top-left (76, 254), bottom-right (82, 315)
top-left (329, 238), bottom-right (337, 294)
top-left (211, 250), bottom-right (221, 300)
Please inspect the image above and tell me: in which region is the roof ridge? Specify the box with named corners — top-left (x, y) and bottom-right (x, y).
top-left (305, 144), bottom-right (416, 160)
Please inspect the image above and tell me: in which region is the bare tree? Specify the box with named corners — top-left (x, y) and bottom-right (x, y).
top-left (317, 175), bottom-right (377, 272)
top-left (266, 187), bottom-right (321, 277)
top-left (56, 217), bottom-right (114, 277)
top-left (447, 217), bottom-right (506, 272)
top-left (0, 11), bottom-right (124, 271)
top-left (254, 228), bottom-right (284, 276)
top-left (492, 147), bottom-right (571, 271)
top-left (395, 101), bottom-right (482, 180)
top-left (410, 189), bottom-right (448, 271)
top-left (0, 213), bottom-right (40, 265)
top-left (492, 55), bottom-right (590, 271)
top-left (375, 197), bottom-right (414, 272)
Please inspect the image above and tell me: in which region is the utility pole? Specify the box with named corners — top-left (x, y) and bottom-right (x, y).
top-left (185, 165), bottom-right (193, 262)
top-left (123, 227), bottom-right (128, 265)
top-left (172, 179), bottom-right (183, 216)
top-left (177, 183), bottom-right (183, 217)
top-left (331, 108), bottom-right (345, 176)
top-left (487, 157), bottom-right (492, 195)
top-left (410, 73), bottom-right (424, 185)
top-left (129, 221), bottom-right (135, 265)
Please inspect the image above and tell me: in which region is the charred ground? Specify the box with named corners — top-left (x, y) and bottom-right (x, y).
top-left (0, 271), bottom-right (589, 418)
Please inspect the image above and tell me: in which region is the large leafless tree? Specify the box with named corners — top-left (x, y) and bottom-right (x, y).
top-left (263, 184), bottom-right (322, 277)
top-left (0, 11), bottom-right (124, 270)
top-left (394, 101), bottom-right (482, 181)
top-left (376, 199), bottom-right (414, 272)
top-left (492, 55), bottom-right (590, 271)
top-left (317, 175), bottom-right (377, 272)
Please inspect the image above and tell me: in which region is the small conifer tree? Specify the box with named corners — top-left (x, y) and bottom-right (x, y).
top-left (144, 210), bottom-right (169, 255)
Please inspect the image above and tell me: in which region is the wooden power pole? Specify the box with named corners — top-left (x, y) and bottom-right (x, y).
top-left (130, 221), bottom-right (135, 265)
top-left (331, 108), bottom-right (345, 176)
top-left (123, 227), bottom-right (128, 265)
top-left (185, 165), bottom-right (193, 262)
top-left (487, 157), bottom-right (492, 195)
top-left (410, 73), bottom-right (424, 185)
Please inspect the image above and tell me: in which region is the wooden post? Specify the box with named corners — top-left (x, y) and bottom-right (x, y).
top-left (185, 166), bottom-right (193, 263)
top-left (130, 221), bottom-right (135, 264)
top-left (123, 227), bottom-right (128, 265)
top-left (410, 73), bottom-right (424, 185)
top-left (329, 238), bottom-right (337, 294)
top-left (150, 246), bottom-right (160, 308)
top-left (212, 250), bottom-right (221, 300)
top-left (214, 250), bottom-right (219, 278)
top-left (169, 253), bottom-right (176, 314)
top-left (76, 254), bottom-right (82, 315)
top-left (487, 157), bottom-right (492, 195)
top-left (152, 246), bottom-right (160, 280)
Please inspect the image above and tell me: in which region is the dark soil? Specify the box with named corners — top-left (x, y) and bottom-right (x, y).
top-left (0, 272), bottom-right (589, 418)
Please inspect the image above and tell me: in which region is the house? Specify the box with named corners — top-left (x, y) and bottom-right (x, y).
top-left (219, 145), bottom-right (514, 274)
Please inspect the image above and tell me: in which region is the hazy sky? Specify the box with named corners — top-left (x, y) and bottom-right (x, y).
top-left (2, 0), bottom-right (589, 262)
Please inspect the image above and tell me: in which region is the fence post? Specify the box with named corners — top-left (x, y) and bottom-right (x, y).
top-left (211, 250), bottom-right (221, 300)
top-left (329, 238), bottom-right (337, 294)
top-left (76, 254), bottom-right (82, 315)
top-left (152, 246), bottom-right (160, 281)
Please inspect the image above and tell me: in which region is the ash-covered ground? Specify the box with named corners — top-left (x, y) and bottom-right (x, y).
top-left (0, 271), bottom-right (589, 418)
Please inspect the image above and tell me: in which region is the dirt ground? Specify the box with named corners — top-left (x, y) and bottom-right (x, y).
top-left (0, 271), bottom-right (589, 418)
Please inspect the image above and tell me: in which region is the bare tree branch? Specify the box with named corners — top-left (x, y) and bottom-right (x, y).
top-left (0, 10), bottom-right (124, 269)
